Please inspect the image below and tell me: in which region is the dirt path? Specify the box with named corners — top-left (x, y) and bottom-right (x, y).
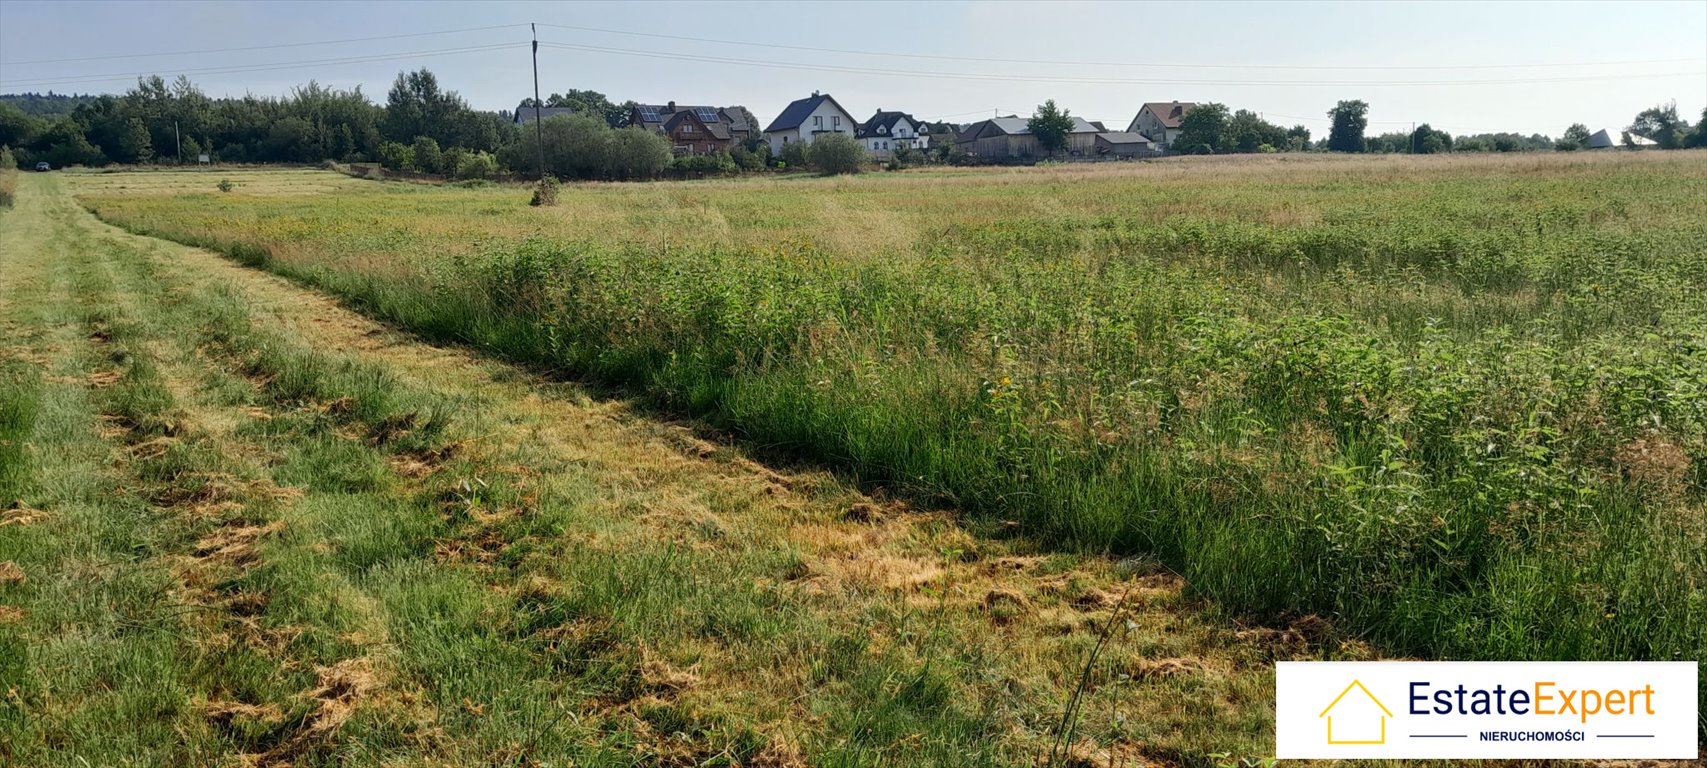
top-left (3, 173), bottom-right (1320, 766)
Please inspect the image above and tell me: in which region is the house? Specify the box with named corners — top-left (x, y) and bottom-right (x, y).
top-left (856, 109), bottom-right (930, 158)
top-left (763, 92), bottom-right (857, 156)
top-left (514, 106), bottom-right (576, 126)
top-left (629, 102), bottom-right (756, 155)
top-left (953, 115), bottom-right (1102, 160)
top-left (1126, 102), bottom-right (1196, 152)
top-left (1318, 680), bottom-right (1392, 745)
top-left (1093, 132), bottom-right (1159, 158)
top-left (1586, 128), bottom-right (1617, 149)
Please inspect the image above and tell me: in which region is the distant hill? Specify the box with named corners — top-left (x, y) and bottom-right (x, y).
top-left (0, 92), bottom-right (99, 117)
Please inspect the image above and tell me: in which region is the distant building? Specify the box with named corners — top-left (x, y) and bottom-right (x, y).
top-left (763, 92), bottom-right (857, 156)
top-left (514, 106), bottom-right (576, 126)
top-left (1586, 129), bottom-right (1617, 149)
top-left (954, 115), bottom-right (1102, 160)
top-left (1126, 102), bottom-right (1196, 152)
top-left (856, 110), bottom-right (930, 159)
top-left (628, 102), bottom-right (757, 154)
top-left (1093, 132), bottom-right (1159, 158)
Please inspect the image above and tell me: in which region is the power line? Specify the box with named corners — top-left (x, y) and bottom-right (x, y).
top-left (538, 22), bottom-right (1704, 72)
top-left (539, 41), bottom-right (1704, 88)
top-left (0, 43), bottom-right (520, 89)
top-left (0, 23), bottom-right (525, 66)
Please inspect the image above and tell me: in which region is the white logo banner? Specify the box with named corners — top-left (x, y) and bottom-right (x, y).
top-left (1276, 661), bottom-right (1698, 759)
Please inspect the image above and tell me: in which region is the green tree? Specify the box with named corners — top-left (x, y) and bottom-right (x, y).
top-left (1326, 100), bottom-right (1369, 153)
top-left (1227, 109), bottom-right (1287, 153)
top-left (1556, 123), bottom-right (1591, 151)
top-left (605, 126), bottom-right (671, 180)
top-left (808, 133), bottom-right (864, 175)
top-left (376, 141), bottom-right (414, 171)
top-left (120, 117), bottom-right (153, 163)
top-left (1411, 123), bottom-right (1452, 154)
top-left (411, 135), bottom-right (443, 174)
top-left (1285, 124), bottom-right (1311, 152)
top-left (1172, 102), bottom-right (1229, 154)
top-left (1685, 109), bottom-right (1707, 148)
top-left (546, 89), bottom-right (627, 128)
top-left (1628, 102), bottom-right (1684, 149)
top-left (1026, 99), bottom-right (1075, 155)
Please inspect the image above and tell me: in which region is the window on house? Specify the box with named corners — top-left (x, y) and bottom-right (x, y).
top-left (833, 116), bottom-right (841, 129)
top-left (682, 124), bottom-right (694, 133)
top-left (814, 116), bottom-right (822, 128)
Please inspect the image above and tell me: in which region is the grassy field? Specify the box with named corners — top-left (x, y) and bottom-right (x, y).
top-left (1, 172), bottom-right (1306, 766)
top-left (72, 153), bottom-right (1707, 672)
top-left (9, 151), bottom-right (1705, 760)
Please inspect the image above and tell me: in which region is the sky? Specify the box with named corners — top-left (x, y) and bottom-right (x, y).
top-left (2, 0), bottom-right (1704, 138)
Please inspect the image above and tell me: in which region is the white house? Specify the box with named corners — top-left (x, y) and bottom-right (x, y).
top-left (856, 110), bottom-right (930, 159)
top-left (1126, 102), bottom-right (1196, 152)
top-left (763, 92), bottom-right (857, 156)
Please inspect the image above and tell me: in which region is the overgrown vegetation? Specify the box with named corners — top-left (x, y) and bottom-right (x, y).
top-left (75, 154), bottom-right (1707, 722)
top-left (0, 146), bottom-right (14, 208)
top-left (5, 170), bottom-right (1291, 765)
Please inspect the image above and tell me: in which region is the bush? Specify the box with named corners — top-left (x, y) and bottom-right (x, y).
top-left (730, 146), bottom-right (765, 172)
top-left (217, 178), bottom-right (234, 193)
top-left (808, 133), bottom-right (864, 175)
top-left (777, 141), bottom-right (809, 169)
top-left (529, 176), bottom-right (560, 207)
top-left (452, 150), bottom-right (499, 180)
top-left (411, 136), bottom-right (443, 175)
top-left (670, 152), bottom-right (737, 179)
top-left (376, 141), bottom-right (415, 172)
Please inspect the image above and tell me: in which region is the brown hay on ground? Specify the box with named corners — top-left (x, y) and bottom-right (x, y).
top-left (0, 561), bottom-right (25, 585)
top-left (0, 606), bottom-right (25, 623)
top-left (0, 503), bottom-right (50, 528)
top-left (87, 370), bottom-right (123, 388)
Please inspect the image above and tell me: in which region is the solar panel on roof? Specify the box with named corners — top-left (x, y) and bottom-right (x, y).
top-left (694, 107), bottom-right (719, 122)
top-left (638, 106), bottom-right (661, 122)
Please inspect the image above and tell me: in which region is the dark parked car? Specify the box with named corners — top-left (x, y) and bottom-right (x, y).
top-left (35, 162), bottom-right (51, 172)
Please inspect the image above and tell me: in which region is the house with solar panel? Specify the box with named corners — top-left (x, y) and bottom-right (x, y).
top-left (762, 92), bottom-right (857, 157)
top-left (856, 110), bottom-right (930, 159)
top-left (628, 102), bottom-right (757, 155)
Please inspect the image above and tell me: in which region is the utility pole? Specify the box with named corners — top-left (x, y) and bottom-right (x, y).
top-left (531, 23), bottom-right (544, 181)
top-left (175, 121), bottom-right (181, 165)
top-left (1411, 121), bottom-right (1416, 154)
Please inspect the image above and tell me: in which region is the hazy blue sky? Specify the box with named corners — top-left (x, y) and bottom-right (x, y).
top-left (2, 0), bottom-right (1703, 137)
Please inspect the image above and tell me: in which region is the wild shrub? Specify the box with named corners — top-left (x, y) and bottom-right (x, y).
top-left (529, 176), bottom-right (560, 207)
top-left (808, 133), bottom-right (864, 175)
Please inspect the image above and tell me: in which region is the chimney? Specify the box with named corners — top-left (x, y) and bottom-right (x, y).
top-left (812, 90), bottom-right (820, 97)
top-left (667, 101), bottom-right (676, 113)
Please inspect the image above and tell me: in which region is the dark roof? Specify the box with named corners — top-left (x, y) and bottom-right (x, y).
top-left (633, 103), bottom-right (739, 131)
top-left (722, 105), bottom-right (758, 133)
top-left (956, 116), bottom-right (1102, 141)
top-left (1090, 121), bottom-right (1108, 132)
top-left (764, 93), bottom-right (853, 132)
top-left (661, 110), bottom-right (730, 140)
top-left (1095, 132), bottom-right (1155, 145)
top-left (856, 110), bottom-right (921, 139)
top-left (1139, 102), bottom-right (1197, 129)
top-left (514, 106), bottom-right (576, 125)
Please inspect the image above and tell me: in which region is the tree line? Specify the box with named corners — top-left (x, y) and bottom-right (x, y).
top-left (5, 75), bottom-right (1704, 178)
top-left (1167, 99), bottom-right (1707, 154)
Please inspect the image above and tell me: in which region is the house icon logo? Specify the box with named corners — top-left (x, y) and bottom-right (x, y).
top-left (1318, 679), bottom-right (1393, 744)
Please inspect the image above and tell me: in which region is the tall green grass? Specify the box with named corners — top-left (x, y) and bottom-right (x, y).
top-left (83, 159), bottom-right (1707, 698)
